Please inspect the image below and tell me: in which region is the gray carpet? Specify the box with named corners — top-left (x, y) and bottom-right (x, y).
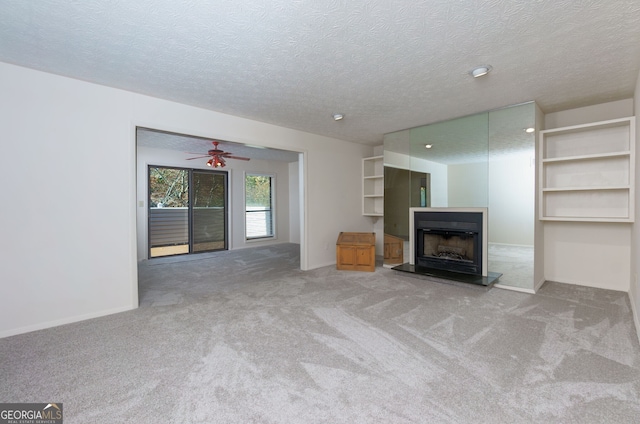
top-left (1, 243), bottom-right (639, 423)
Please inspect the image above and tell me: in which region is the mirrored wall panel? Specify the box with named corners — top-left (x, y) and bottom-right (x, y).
top-left (383, 102), bottom-right (536, 290)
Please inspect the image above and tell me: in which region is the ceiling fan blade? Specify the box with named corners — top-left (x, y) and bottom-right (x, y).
top-left (226, 155), bottom-right (251, 161)
top-left (186, 155), bottom-right (210, 160)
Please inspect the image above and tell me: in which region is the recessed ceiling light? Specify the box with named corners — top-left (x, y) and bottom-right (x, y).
top-left (332, 113), bottom-right (344, 121)
top-left (470, 65), bottom-right (492, 78)
top-left (425, 144), bottom-right (433, 149)
top-left (524, 127), bottom-right (535, 133)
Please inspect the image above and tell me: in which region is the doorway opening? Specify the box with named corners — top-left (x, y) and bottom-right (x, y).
top-left (136, 126), bottom-right (306, 269)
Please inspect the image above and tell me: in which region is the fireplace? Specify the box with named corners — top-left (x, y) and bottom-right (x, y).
top-left (410, 208), bottom-right (488, 277)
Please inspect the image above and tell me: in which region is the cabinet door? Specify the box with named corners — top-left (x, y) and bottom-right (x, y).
top-left (338, 246), bottom-right (357, 266)
top-left (337, 245), bottom-right (375, 271)
top-left (356, 247), bottom-right (372, 266)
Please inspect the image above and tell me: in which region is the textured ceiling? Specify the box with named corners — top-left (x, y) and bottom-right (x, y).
top-left (1, 0), bottom-right (639, 147)
top-left (137, 128), bottom-right (300, 162)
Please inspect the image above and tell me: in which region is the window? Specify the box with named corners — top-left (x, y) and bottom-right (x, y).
top-left (245, 173), bottom-right (274, 239)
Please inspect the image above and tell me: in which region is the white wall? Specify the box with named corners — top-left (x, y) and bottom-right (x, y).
top-left (632, 72), bottom-right (640, 342)
top-left (545, 99), bottom-right (634, 128)
top-left (1, 63), bottom-right (137, 337)
top-left (0, 61), bottom-right (372, 337)
top-left (534, 103), bottom-right (546, 291)
top-left (289, 160), bottom-right (301, 244)
top-left (544, 221), bottom-right (631, 291)
top-left (371, 145), bottom-right (385, 255)
top-left (543, 99), bottom-right (634, 292)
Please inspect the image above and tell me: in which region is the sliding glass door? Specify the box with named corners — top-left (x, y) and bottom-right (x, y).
top-left (148, 166), bottom-right (227, 258)
top-left (192, 171), bottom-right (227, 252)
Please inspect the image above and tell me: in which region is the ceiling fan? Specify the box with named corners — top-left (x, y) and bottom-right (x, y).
top-left (186, 141), bottom-right (250, 168)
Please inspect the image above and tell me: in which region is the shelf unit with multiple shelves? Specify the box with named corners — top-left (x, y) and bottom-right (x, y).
top-left (539, 117), bottom-right (635, 222)
top-left (362, 155), bottom-right (384, 216)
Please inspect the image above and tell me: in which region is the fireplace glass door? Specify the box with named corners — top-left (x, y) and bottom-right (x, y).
top-left (417, 228), bottom-right (480, 274)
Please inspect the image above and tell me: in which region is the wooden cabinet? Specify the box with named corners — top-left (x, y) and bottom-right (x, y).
top-left (336, 232), bottom-right (376, 272)
top-left (384, 233), bottom-right (404, 264)
top-left (363, 156), bottom-right (384, 216)
top-left (539, 117), bottom-right (635, 222)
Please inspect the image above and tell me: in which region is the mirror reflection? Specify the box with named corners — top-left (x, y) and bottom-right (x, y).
top-left (382, 102), bottom-right (535, 290)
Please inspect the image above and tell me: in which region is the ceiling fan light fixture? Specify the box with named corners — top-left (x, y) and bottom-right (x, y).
top-left (186, 140), bottom-right (248, 167)
top-left (206, 155), bottom-right (226, 168)
top-left (470, 65), bottom-right (492, 78)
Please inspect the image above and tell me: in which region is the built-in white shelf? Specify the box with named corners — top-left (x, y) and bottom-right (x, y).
top-left (539, 117), bottom-right (635, 222)
top-left (363, 156), bottom-right (384, 216)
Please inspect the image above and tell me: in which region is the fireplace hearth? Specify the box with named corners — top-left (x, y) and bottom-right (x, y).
top-left (392, 207), bottom-right (501, 287)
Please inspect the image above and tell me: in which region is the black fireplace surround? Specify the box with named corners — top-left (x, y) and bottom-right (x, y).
top-left (415, 211), bottom-right (483, 276)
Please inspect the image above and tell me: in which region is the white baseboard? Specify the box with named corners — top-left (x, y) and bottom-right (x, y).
top-left (534, 277), bottom-right (546, 292)
top-left (494, 278), bottom-right (545, 295)
top-left (488, 242), bottom-right (534, 248)
top-left (543, 276), bottom-right (628, 292)
top-left (493, 283), bottom-right (536, 294)
top-left (0, 305), bottom-right (136, 339)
